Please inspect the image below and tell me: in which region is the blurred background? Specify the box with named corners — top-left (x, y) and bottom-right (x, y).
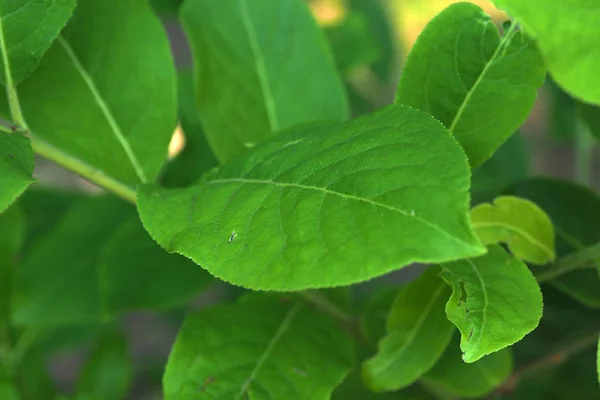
top-left (30, 0), bottom-right (600, 398)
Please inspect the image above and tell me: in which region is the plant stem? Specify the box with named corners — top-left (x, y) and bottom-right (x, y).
top-left (575, 119), bottom-right (595, 186)
top-left (0, 18), bottom-right (27, 129)
top-left (535, 242), bottom-right (600, 282)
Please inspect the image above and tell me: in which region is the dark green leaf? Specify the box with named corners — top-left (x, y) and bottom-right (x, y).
top-left (0, 133), bottom-right (34, 213)
top-left (440, 245), bottom-right (543, 363)
top-left (163, 295), bottom-right (354, 399)
top-left (13, 195), bottom-right (212, 327)
top-left (546, 76), bottom-right (578, 143)
top-left (160, 70), bottom-right (218, 188)
top-left (5, 0), bottom-right (176, 185)
top-left (492, 0), bottom-right (600, 104)
top-left (0, 0), bottom-right (75, 84)
top-left (149, 0), bottom-right (182, 18)
top-left (396, 2), bottom-right (545, 167)
top-left (76, 331), bottom-right (131, 400)
top-left (14, 348), bottom-right (57, 400)
top-left (180, 0), bottom-right (348, 163)
top-left (579, 101), bottom-right (600, 141)
top-left (507, 178), bottom-right (600, 308)
top-left (138, 105), bottom-right (485, 291)
top-left (362, 267), bottom-right (454, 391)
top-left (358, 287), bottom-right (398, 346)
top-left (470, 196), bottom-right (555, 265)
top-left (597, 336), bottom-right (599, 384)
top-left (423, 334), bottom-right (512, 398)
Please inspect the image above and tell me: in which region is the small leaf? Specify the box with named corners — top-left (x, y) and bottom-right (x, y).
top-left (138, 105), bottom-right (485, 291)
top-left (492, 0), bottom-right (600, 105)
top-left (362, 267), bottom-right (454, 392)
top-left (0, 0), bottom-right (76, 84)
top-left (76, 331), bottom-right (131, 400)
top-left (395, 2), bottom-right (545, 167)
top-left (471, 196), bottom-right (555, 264)
top-left (440, 245), bottom-right (543, 363)
top-left (163, 295), bottom-right (354, 399)
top-left (0, 133), bottom-right (34, 213)
top-left (2, 0), bottom-right (177, 185)
top-left (180, 0), bottom-right (348, 163)
top-left (507, 178), bottom-right (600, 308)
top-left (423, 334), bottom-right (512, 398)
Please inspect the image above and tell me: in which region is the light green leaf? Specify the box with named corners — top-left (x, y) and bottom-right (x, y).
top-left (0, 133), bottom-right (34, 213)
top-left (471, 196), bottom-right (555, 264)
top-left (362, 267), bottom-right (454, 392)
top-left (0, 0), bottom-right (75, 84)
top-left (492, 0), bottom-right (600, 105)
top-left (395, 2), bottom-right (545, 167)
top-left (423, 335), bottom-right (512, 398)
top-left (13, 195), bottom-right (212, 327)
top-left (138, 105), bottom-right (485, 291)
top-left (76, 331), bottom-right (131, 400)
top-left (163, 295), bottom-right (354, 399)
top-left (440, 245), bottom-right (543, 363)
top-left (507, 178), bottom-right (600, 308)
top-left (4, 0), bottom-right (176, 185)
top-left (180, 0), bottom-right (348, 163)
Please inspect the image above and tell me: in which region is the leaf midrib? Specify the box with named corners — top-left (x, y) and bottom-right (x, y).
top-left (206, 177), bottom-right (482, 250)
top-left (472, 221), bottom-right (554, 260)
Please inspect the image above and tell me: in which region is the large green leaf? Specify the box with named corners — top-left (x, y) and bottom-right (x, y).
top-left (440, 245), bottom-right (542, 363)
top-left (180, 0), bottom-right (348, 163)
top-left (5, 0), bottom-right (176, 185)
top-left (12, 195), bottom-right (212, 327)
top-left (395, 2), bottom-right (545, 167)
top-left (0, 133), bottom-right (34, 213)
top-left (163, 295), bottom-right (354, 399)
top-left (362, 267), bottom-right (454, 392)
top-left (138, 105), bottom-right (485, 291)
top-left (0, 0), bottom-right (75, 84)
top-left (423, 335), bottom-right (512, 398)
top-left (507, 178), bottom-right (600, 308)
top-left (492, 0), bottom-right (600, 104)
top-left (470, 196), bottom-right (555, 265)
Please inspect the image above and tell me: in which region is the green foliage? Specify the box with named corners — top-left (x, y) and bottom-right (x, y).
top-left (163, 294), bottom-right (354, 399)
top-left (180, 0), bottom-right (348, 163)
top-left (395, 2), bottom-right (545, 167)
top-left (440, 245), bottom-right (543, 363)
top-left (492, 0), bottom-right (600, 105)
top-left (579, 102), bottom-right (600, 141)
top-left (0, 134), bottom-right (34, 213)
top-left (470, 196), bottom-right (555, 264)
top-left (138, 105), bottom-right (484, 290)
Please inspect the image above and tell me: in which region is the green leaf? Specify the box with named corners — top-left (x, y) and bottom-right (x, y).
top-left (492, 0), bottom-right (600, 105)
top-left (14, 348), bottom-right (57, 400)
top-left (4, 0), bottom-right (176, 185)
top-left (13, 195), bottom-right (212, 327)
top-left (423, 335), bottom-right (512, 398)
top-left (597, 335), bottom-right (599, 384)
top-left (362, 267), bottom-right (454, 392)
top-left (470, 196), bottom-right (555, 265)
top-left (507, 178), bottom-right (600, 308)
top-left (76, 331), bottom-right (131, 400)
top-left (0, 0), bottom-right (76, 84)
top-left (579, 101), bottom-right (600, 141)
top-left (163, 295), bottom-right (354, 399)
top-left (440, 245), bottom-right (543, 363)
top-left (180, 0), bottom-right (348, 163)
top-left (138, 105), bottom-right (485, 291)
top-left (160, 70), bottom-right (218, 188)
top-left (395, 2), bottom-right (545, 167)
top-left (0, 133), bottom-right (34, 213)
top-left (149, 0), bottom-right (182, 18)
top-left (546, 76), bottom-right (578, 143)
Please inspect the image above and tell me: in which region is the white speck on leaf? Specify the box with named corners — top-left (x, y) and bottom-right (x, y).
top-left (292, 367), bottom-right (308, 376)
top-left (244, 142), bottom-right (255, 148)
top-left (229, 231), bottom-right (236, 243)
top-left (410, 210), bottom-right (415, 216)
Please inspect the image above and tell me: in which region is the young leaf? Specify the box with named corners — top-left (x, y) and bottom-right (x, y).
top-left (76, 331), bottom-right (131, 400)
top-left (0, 133), bottom-right (34, 213)
top-left (395, 2), bottom-right (545, 167)
top-left (0, 0), bottom-right (75, 84)
top-left (138, 105), bottom-right (486, 291)
top-left (362, 267), bottom-right (454, 392)
top-left (492, 0), bottom-right (600, 105)
top-left (180, 0), bottom-right (348, 163)
top-left (12, 195), bottom-right (212, 327)
top-left (440, 245), bottom-right (543, 363)
top-left (162, 295), bottom-right (354, 399)
top-left (470, 196), bottom-right (555, 265)
top-left (3, 0), bottom-right (177, 185)
top-left (422, 335), bottom-right (512, 398)
top-left (507, 178), bottom-right (600, 309)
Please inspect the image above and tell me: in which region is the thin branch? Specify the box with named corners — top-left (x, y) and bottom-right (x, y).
top-left (535, 242), bottom-right (600, 283)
